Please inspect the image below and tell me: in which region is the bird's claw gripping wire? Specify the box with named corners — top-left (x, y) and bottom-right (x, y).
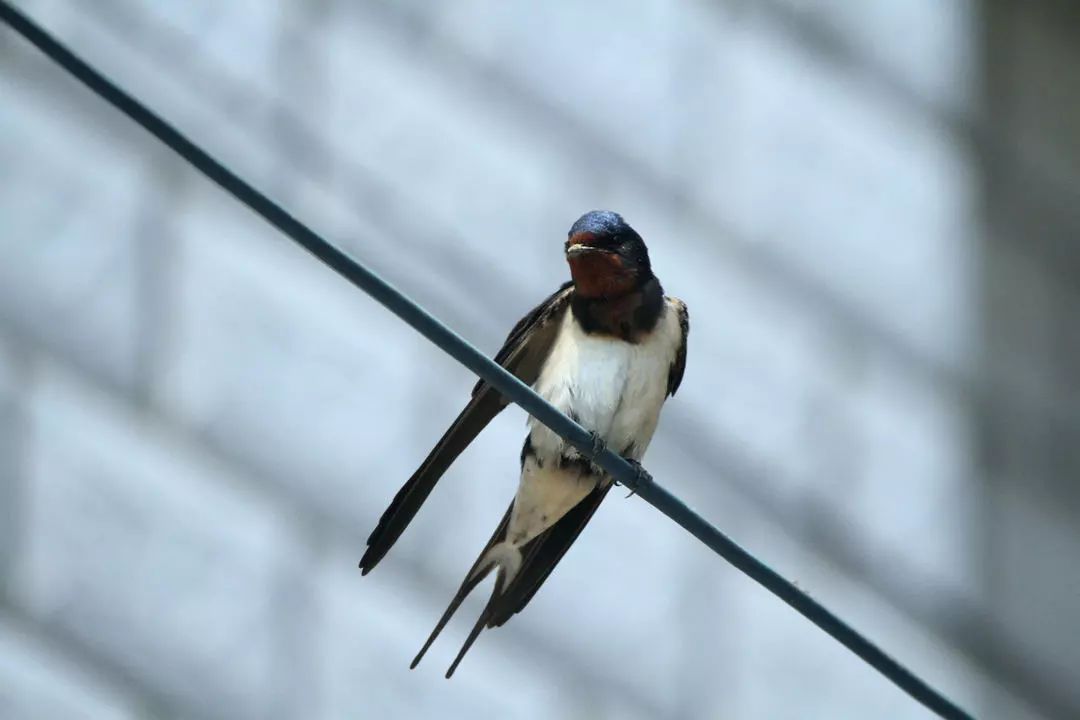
top-left (586, 429), bottom-right (651, 498)
top-left (587, 431), bottom-right (607, 460)
top-left (622, 458), bottom-right (653, 498)
top-left (580, 431), bottom-right (607, 476)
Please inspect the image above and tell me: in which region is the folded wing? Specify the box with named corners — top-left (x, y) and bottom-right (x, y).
top-left (359, 282), bottom-right (575, 573)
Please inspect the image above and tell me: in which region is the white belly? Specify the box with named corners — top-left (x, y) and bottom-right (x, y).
top-left (506, 458), bottom-right (597, 547)
top-left (485, 302), bottom-right (682, 575)
top-left (527, 306), bottom-right (677, 463)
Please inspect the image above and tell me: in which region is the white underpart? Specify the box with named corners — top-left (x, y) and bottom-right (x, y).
top-left (480, 299), bottom-right (683, 582)
top-left (530, 300), bottom-right (682, 462)
top-left (477, 458), bottom-right (595, 582)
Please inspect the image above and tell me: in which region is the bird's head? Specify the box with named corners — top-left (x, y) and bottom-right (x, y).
top-left (564, 211), bottom-right (652, 298)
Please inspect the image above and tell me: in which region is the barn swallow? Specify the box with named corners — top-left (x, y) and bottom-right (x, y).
top-left (359, 210), bottom-right (689, 677)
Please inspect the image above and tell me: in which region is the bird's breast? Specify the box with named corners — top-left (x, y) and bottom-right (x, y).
top-left (528, 308), bottom-right (673, 463)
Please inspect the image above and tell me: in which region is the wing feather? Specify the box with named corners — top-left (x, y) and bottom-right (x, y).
top-left (666, 297), bottom-right (689, 397)
top-left (359, 282), bottom-right (575, 573)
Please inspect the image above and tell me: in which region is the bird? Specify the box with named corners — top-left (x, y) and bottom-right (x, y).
top-left (359, 210), bottom-right (689, 677)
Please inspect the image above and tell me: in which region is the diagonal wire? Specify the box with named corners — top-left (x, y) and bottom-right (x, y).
top-left (0, 4), bottom-right (974, 719)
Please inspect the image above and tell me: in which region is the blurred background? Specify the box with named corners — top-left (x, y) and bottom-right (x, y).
top-left (1, 0), bottom-right (1079, 718)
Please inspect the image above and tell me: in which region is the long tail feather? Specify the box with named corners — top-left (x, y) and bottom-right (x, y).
top-left (446, 570), bottom-right (505, 678)
top-left (410, 503), bottom-right (513, 669)
top-left (419, 476), bottom-right (610, 676)
top-left (488, 483), bottom-right (611, 628)
top-left (411, 563), bottom-right (493, 669)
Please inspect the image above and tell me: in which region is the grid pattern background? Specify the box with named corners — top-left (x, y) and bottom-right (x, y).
top-left (1, 1), bottom-right (1078, 718)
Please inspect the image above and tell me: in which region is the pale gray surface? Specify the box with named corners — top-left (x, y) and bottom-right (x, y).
top-left (1, 0), bottom-right (1077, 718)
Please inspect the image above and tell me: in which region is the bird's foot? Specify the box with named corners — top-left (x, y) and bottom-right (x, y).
top-left (622, 459), bottom-right (653, 498)
top-left (588, 431), bottom-right (607, 460)
top-left (583, 432), bottom-right (608, 476)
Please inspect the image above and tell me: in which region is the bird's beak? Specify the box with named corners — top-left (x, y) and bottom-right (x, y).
top-left (566, 243), bottom-right (609, 259)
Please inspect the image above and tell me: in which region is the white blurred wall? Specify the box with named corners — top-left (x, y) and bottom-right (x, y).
top-left (1, 1), bottom-right (1078, 718)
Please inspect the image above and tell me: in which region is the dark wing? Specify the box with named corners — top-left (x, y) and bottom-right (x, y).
top-left (666, 297), bottom-right (689, 396)
top-left (472, 280), bottom-right (574, 397)
top-left (359, 281), bottom-right (574, 574)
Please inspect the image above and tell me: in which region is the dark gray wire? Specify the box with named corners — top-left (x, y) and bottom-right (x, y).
top-left (0, 4), bottom-right (974, 718)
